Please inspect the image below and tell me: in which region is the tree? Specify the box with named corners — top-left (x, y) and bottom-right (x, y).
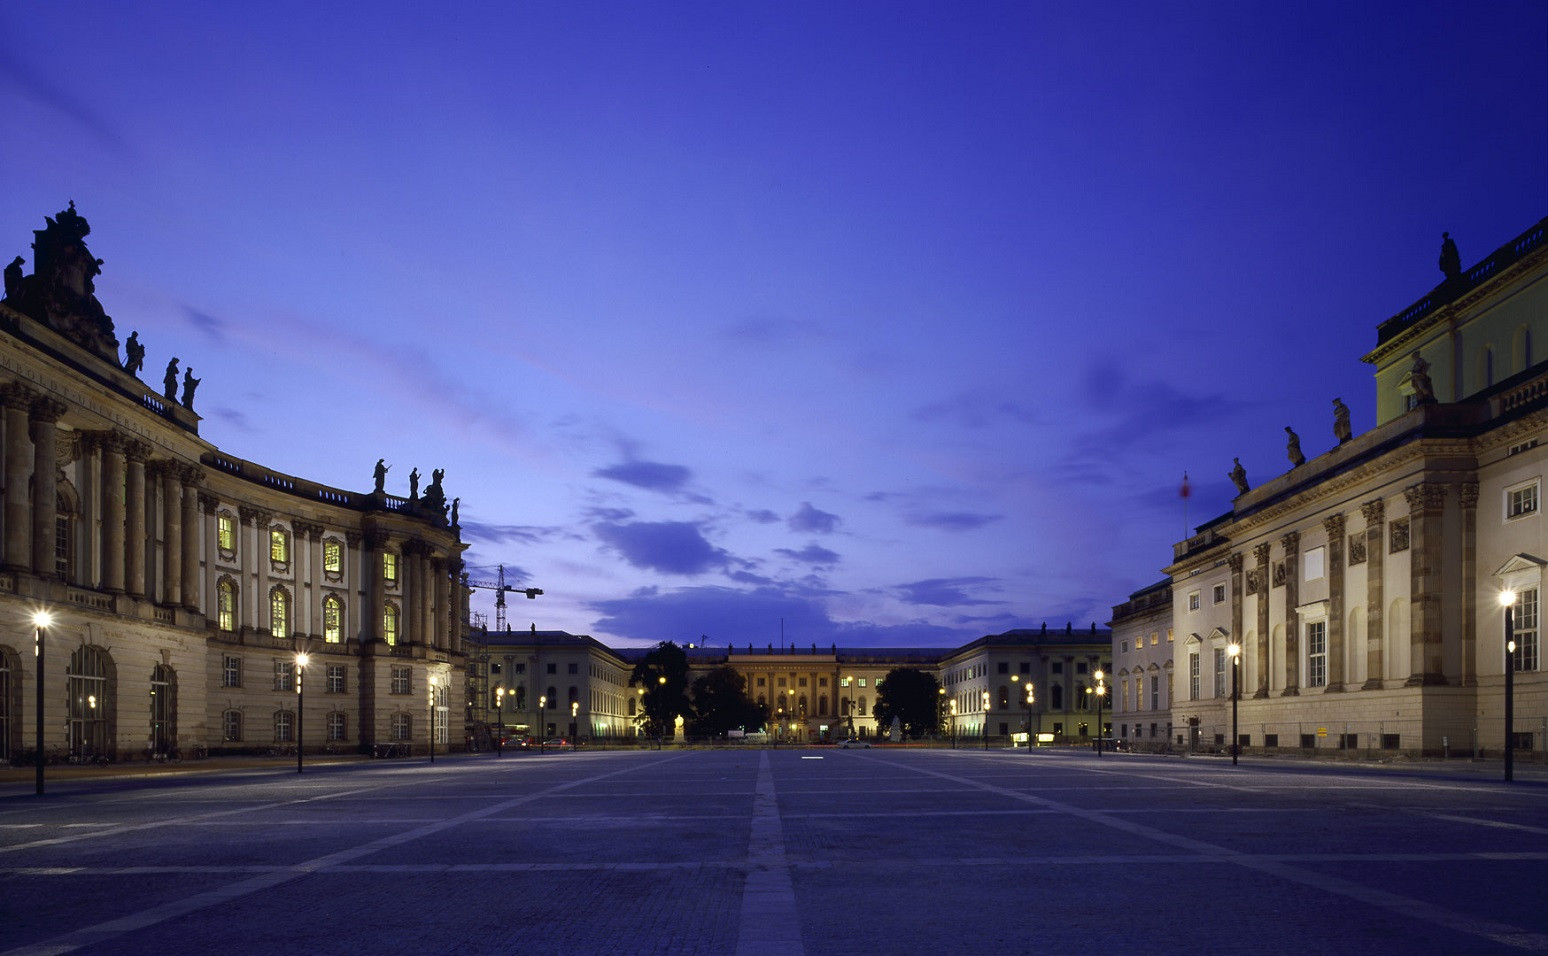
top-left (687, 666), bottom-right (767, 737)
top-left (871, 667), bottom-right (942, 738)
top-left (629, 641), bottom-right (692, 737)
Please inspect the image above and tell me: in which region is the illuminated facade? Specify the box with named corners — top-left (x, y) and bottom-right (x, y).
top-left (0, 206), bottom-right (465, 761)
top-left (1122, 216), bottom-right (1548, 756)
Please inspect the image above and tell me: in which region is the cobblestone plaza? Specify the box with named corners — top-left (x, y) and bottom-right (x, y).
top-left (2, 750), bottom-right (1546, 955)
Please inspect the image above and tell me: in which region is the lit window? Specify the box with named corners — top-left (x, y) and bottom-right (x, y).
top-left (323, 595), bottom-right (342, 643)
top-left (274, 660), bottom-right (294, 692)
top-left (218, 579), bottom-right (237, 632)
top-left (383, 552), bottom-right (398, 585)
top-left (1306, 621), bottom-right (1327, 688)
top-left (383, 604), bottom-right (398, 646)
top-left (1507, 481), bottom-right (1540, 519)
top-left (270, 588), bottom-right (289, 636)
top-left (324, 539), bottom-right (342, 574)
top-left (1512, 588), bottom-right (1540, 672)
top-left (270, 527), bottom-right (289, 564)
top-left (217, 513), bottom-right (235, 552)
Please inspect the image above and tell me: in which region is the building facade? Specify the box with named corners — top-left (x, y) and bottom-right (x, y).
top-left (0, 206), bottom-right (466, 762)
top-left (1119, 216), bottom-right (1548, 757)
top-left (475, 627), bottom-right (1113, 745)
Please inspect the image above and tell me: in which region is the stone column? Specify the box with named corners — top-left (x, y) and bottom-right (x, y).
top-left (346, 531), bottom-right (364, 641)
top-left (1253, 543), bottom-right (1271, 698)
top-left (368, 531), bottom-right (391, 643)
top-left (30, 397), bottom-right (67, 575)
top-left (100, 432), bottom-right (127, 593)
top-left (1280, 531), bottom-right (1300, 697)
top-left (179, 466), bottom-right (203, 610)
top-left (1404, 482), bottom-right (1449, 686)
top-left (1228, 551), bottom-right (1244, 673)
top-left (1361, 497), bottom-right (1386, 689)
top-left (1459, 482), bottom-right (1479, 686)
top-left (1324, 513), bottom-right (1346, 692)
top-left (1, 384), bottom-right (36, 571)
top-left (434, 557), bottom-right (451, 652)
top-left (155, 462), bottom-right (182, 605)
top-left (240, 506), bottom-right (271, 632)
top-left (125, 442), bottom-right (150, 598)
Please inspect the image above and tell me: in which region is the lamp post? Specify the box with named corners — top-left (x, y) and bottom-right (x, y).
top-left (1093, 670), bottom-right (1106, 756)
top-left (539, 695), bottom-right (547, 754)
top-left (295, 652), bottom-right (309, 774)
top-left (1502, 591), bottom-right (1517, 783)
top-left (495, 686), bottom-right (505, 757)
top-left (982, 690), bottom-right (991, 750)
top-left (1025, 682), bottom-right (1036, 753)
top-left (571, 700), bottom-right (578, 750)
top-left (949, 699), bottom-right (958, 748)
top-left (1227, 643), bottom-right (1241, 766)
top-left (33, 610), bottom-right (51, 796)
top-left (429, 675), bottom-right (439, 764)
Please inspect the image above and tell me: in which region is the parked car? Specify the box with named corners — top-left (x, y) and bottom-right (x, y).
top-left (542, 738), bottom-right (568, 749)
top-left (837, 738), bottom-right (872, 749)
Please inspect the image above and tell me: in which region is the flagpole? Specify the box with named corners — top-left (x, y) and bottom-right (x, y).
top-left (1181, 471), bottom-right (1191, 539)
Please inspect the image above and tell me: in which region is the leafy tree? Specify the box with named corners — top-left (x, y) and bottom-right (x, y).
top-left (687, 666), bottom-right (767, 737)
top-left (871, 667), bottom-right (943, 738)
top-left (629, 641), bottom-right (692, 737)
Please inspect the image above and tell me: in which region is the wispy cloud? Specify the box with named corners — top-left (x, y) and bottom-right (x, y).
top-left (775, 543), bottom-right (841, 566)
top-left (904, 511), bottom-right (1003, 532)
top-left (593, 459), bottom-right (692, 493)
top-left (895, 576), bottom-right (1004, 607)
top-left (184, 306), bottom-right (228, 345)
top-left (911, 389), bottom-right (1037, 429)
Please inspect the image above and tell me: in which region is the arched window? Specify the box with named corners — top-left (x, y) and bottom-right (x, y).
top-left (150, 664), bottom-right (176, 755)
top-left (322, 594), bottom-right (343, 643)
top-left (269, 525), bottom-right (290, 565)
top-left (54, 482), bottom-right (81, 582)
top-left (270, 587), bottom-right (290, 637)
top-left (818, 694), bottom-right (828, 715)
top-left (627, 697), bottom-right (637, 717)
top-left (217, 577), bottom-right (237, 632)
top-left (67, 646), bottom-right (112, 757)
top-left (222, 709), bottom-right (243, 741)
top-left (568, 686), bottom-right (579, 704)
top-left (383, 604), bottom-right (399, 646)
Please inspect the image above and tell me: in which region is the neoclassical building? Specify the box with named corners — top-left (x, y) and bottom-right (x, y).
top-left (0, 206), bottom-right (465, 761)
top-left (1121, 215), bottom-right (1548, 757)
top-left (476, 625), bottom-right (1113, 744)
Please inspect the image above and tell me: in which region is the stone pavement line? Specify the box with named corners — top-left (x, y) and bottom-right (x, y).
top-left (889, 753), bottom-right (1548, 953)
top-left (735, 750), bottom-right (804, 956)
top-left (0, 752), bottom-right (693, 956)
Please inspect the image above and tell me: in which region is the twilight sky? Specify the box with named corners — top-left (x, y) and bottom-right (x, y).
top-left (2, 2), bottom-right (1545, 648)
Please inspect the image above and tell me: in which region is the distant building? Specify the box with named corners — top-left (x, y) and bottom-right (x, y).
top-left (474, 626), bottom-right (1113, 745)
top-left (1109, 580), bottom-right (1175, 747)
top-left (0, 206), bottom-right (465, 762)
top-left (1137, 216), bottom-right (1548, 756)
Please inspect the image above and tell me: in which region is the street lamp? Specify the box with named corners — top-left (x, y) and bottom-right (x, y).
top-left (495, 686), bottom-right (505, 757)
top-left (571, 700), bottom-right (579, 750)
top-left (429, 674), bottom-right (439, 764)
top-left (1024, 682), bottom-right (1036, 753)
top-left (539, 694), bottom-right (547, 754)
top-left (982, 690), bottom-right (991, 750)
top-left (949, 699), bottom-right (958, 748)
top-left (1502, 591), bottom-right (1517, 783)
top-left (1093, 669), bottom-right (1106, 756)
top-left (33, 610), bottom-right (51, 795)
top-left (295, 652), bottom-right (309, 774)
top-left (1227, 643), bottom-right (1241, 765)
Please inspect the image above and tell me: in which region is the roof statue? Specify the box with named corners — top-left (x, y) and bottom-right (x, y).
top-left (163, 358), bottom-right (180, 401)
top-left (1333, 398), bottom-right (1352, 444)
top-left (1285, 426), bottom-right (1305, 467)
top-left (1439, 231), bottom-right (1461, 280)
top-left (1, 202), bottom-right (120, 362)
top-left (1229, 457), bottom-right (1250, 496)
top-left (123, 331), bottom-right (145, 377)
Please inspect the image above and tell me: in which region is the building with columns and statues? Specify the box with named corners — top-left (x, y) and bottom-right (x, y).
top-left (0, 205), bottom-right (466, 762)
top-left (1116, 215), bottom-right (1548, 757)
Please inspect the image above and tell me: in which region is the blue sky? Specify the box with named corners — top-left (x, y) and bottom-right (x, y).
top-left (2, 2), bottom-right (1544, 648)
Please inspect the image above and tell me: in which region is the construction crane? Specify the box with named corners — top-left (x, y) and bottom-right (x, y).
top-left (464, 564), bottom-right (542, 633)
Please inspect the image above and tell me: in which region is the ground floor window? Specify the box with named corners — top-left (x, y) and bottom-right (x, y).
top-left (1306, 620), bottom-right (1327, 687)
top-left (391, 713), bottom-right (412, 741)
top-left (434, 684), bottom-right (449, 744)
top-left (67, 645), bottom-right (112, 757)
top-left (326, 711), bottom-right (347, 741)
top-left (274, 710), bottom-right (294, 742)
top-left (223, 710), bottom-right (243, 741)
top-left (149, 664), bottom-right (175, 754)
top-left (0, 649), bottom-right (10, 761)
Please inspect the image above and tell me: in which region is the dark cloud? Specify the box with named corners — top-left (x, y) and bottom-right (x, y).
top-left (588, 585), bottom-right (978, 649)
top-left (774, 543), bottom-right (841, 566)
top-left (593, 460), bottom-right (691, 493)
top-left (896, 576), bottom-right (1005, 607)
top-left (583, 507), bottom-right (636, 523)
top-left (184, 306), bottom-right (228, 344)
top-left (905, 511), bottom-right (1003, 532)
top-left (594, 520), bottom-right (729, 576)
top-left (745, 509), bottom-right (781, 524)
top-left (911, 389), bottom-right (1037, 429)
top-left (788, 501), bottom-right (840, 534)
top-left (211, 407), bottom-right (251, 432)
